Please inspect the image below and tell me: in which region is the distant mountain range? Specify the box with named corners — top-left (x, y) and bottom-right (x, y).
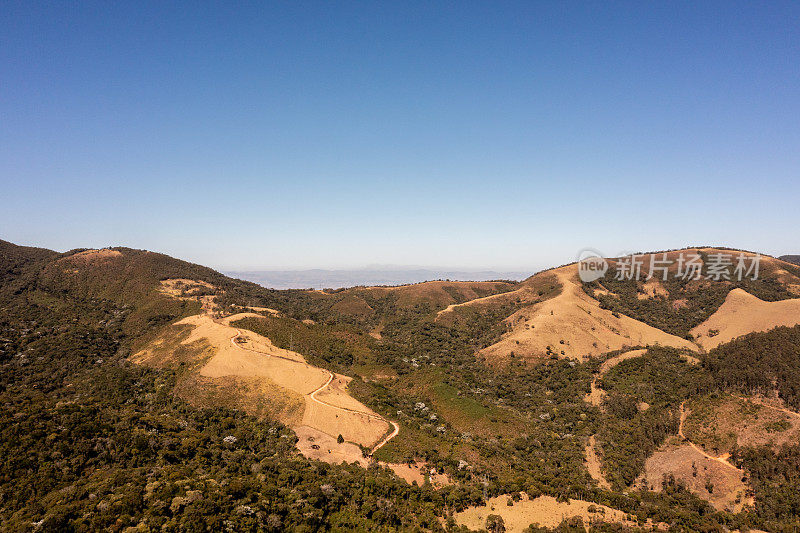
top-left (780, 255), bottom-right (800, 266)
top-left (224, 268), bottom-right (531, 289)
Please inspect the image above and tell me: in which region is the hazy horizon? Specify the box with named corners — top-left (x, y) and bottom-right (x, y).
top-left (225, 266), bottom-right (533, 290)
top-left (3, 236), bottom-right (797, 275)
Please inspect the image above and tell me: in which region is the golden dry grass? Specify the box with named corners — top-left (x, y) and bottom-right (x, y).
top-left (59, 248), bottom-right (122, 264)
top-left (637, 278), bottom-right (669, 300)
top-left (294, 426), bottom-right (448, 487)
top-left (231, 304), bottom-right (280, 315)
top-left (382, 463), bottom-right (425, 485)
top-left (454, 493), bottom-right (641, 532)
top-left (312, 281), bottom-right (517, 315)
top-left (133, 313), bottom-right (390, 449)
top-left (364, 280), bottom-right (514, 308)
top-left (294, 425), bottom-right (369, 467)
top-left (435, 286), bottom-right (531, 318)
top-left (176, 374), bottom-right (306, 426)
top-left (158, 279), bottom-right (220, 312)
top-left (302, 392), bottom-right (389, 447)
top-left (294, 425), bottom-right (449, 488)
top-left (690, 288), bottom-right (800, 350)
top-left (481, 266), bottom-right (697, 362)
top-left (170, 315), bottom-right (329, 393)
top-left (379, 462), bottom-right (451, 487)
top-left (159, 278), bottom-right (215, 296)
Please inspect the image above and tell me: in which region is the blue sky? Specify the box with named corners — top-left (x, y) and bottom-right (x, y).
top-left (2, 1), bottom-right (798, 271)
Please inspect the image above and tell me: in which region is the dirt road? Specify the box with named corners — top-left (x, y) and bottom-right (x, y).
top-left (678, 401), bottom-right (737, 469)
top-left (231, 328), bottom-right (400, 454)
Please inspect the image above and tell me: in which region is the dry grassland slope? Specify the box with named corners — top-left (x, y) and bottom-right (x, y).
top-left (132, 313), bottom-right (390, 449)
top-left (691, 288), bottom-right (800, 350)
top-left (481, 265), bottom-right (697, 362)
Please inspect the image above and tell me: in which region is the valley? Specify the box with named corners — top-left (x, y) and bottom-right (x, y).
top-left (3, 240), bottom-right (800, 531)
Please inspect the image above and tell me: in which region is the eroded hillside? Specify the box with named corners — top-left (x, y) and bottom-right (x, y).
top-left (132, 310), bottom-right (394, 459)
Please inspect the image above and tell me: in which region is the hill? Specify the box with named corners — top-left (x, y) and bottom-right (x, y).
top-left (780, 254), bottom-right (800, 266)
top-left (691, 288), bottom-right (800, 349)
top-left (0, 239), bottom-right (58, 282)
top-left (478, 265), bottom-right (697, 363)
top-left (3, 239), bottom-right (800, 531)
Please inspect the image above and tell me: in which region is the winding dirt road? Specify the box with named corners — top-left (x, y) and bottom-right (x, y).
top-left (583, 349), bottom-right (707, 488)
top-left (435, 288), bottom-right (525, 319)
top-left (230, 328), bottom-right (400, 454)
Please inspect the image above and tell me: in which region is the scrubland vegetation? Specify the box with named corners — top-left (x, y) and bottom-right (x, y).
top-left (2, 239), bottom-right (800, 531)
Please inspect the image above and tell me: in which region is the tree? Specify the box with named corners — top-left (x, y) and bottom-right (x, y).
top-left (486, 514), bottom-right (506, 533)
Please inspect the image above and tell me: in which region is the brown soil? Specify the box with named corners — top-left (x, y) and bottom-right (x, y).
top-left (380, 462), bottom-right (450, 487)
top-left (584, 435), bottom-right (611, 489)
top-left (639, 436), bottom-right (752, 513)
top-left (294, 425), bottom-right (369, 467)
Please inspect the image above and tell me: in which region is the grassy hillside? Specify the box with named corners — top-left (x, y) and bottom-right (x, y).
top-left (3, 240), bottom-right (800, 531)
top-left (0, 243), bottom-right (459, 530)
top-left (583, 249), bottom-right (800, 338)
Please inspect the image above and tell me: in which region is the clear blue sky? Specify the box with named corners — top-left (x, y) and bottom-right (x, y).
top-left (2, 1), bottom-right (798, 271)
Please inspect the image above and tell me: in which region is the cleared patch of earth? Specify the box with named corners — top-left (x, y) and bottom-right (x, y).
top-left (584, 435), bottom-right (611, 490)
top-left (132, 313), bottom-right (392, 454)
top-left (637, 278), bottom-right (669, 300)
top-left (159, 279), bottom-right (220, 312)
top-left (637, 436), bottom-right (752, 513)
top-left (454, 493), bottom-right (647, 532)
top-left (294, 425), bottom-right (368, 467)
top-left (683, 393), bottom-right (800, 455)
